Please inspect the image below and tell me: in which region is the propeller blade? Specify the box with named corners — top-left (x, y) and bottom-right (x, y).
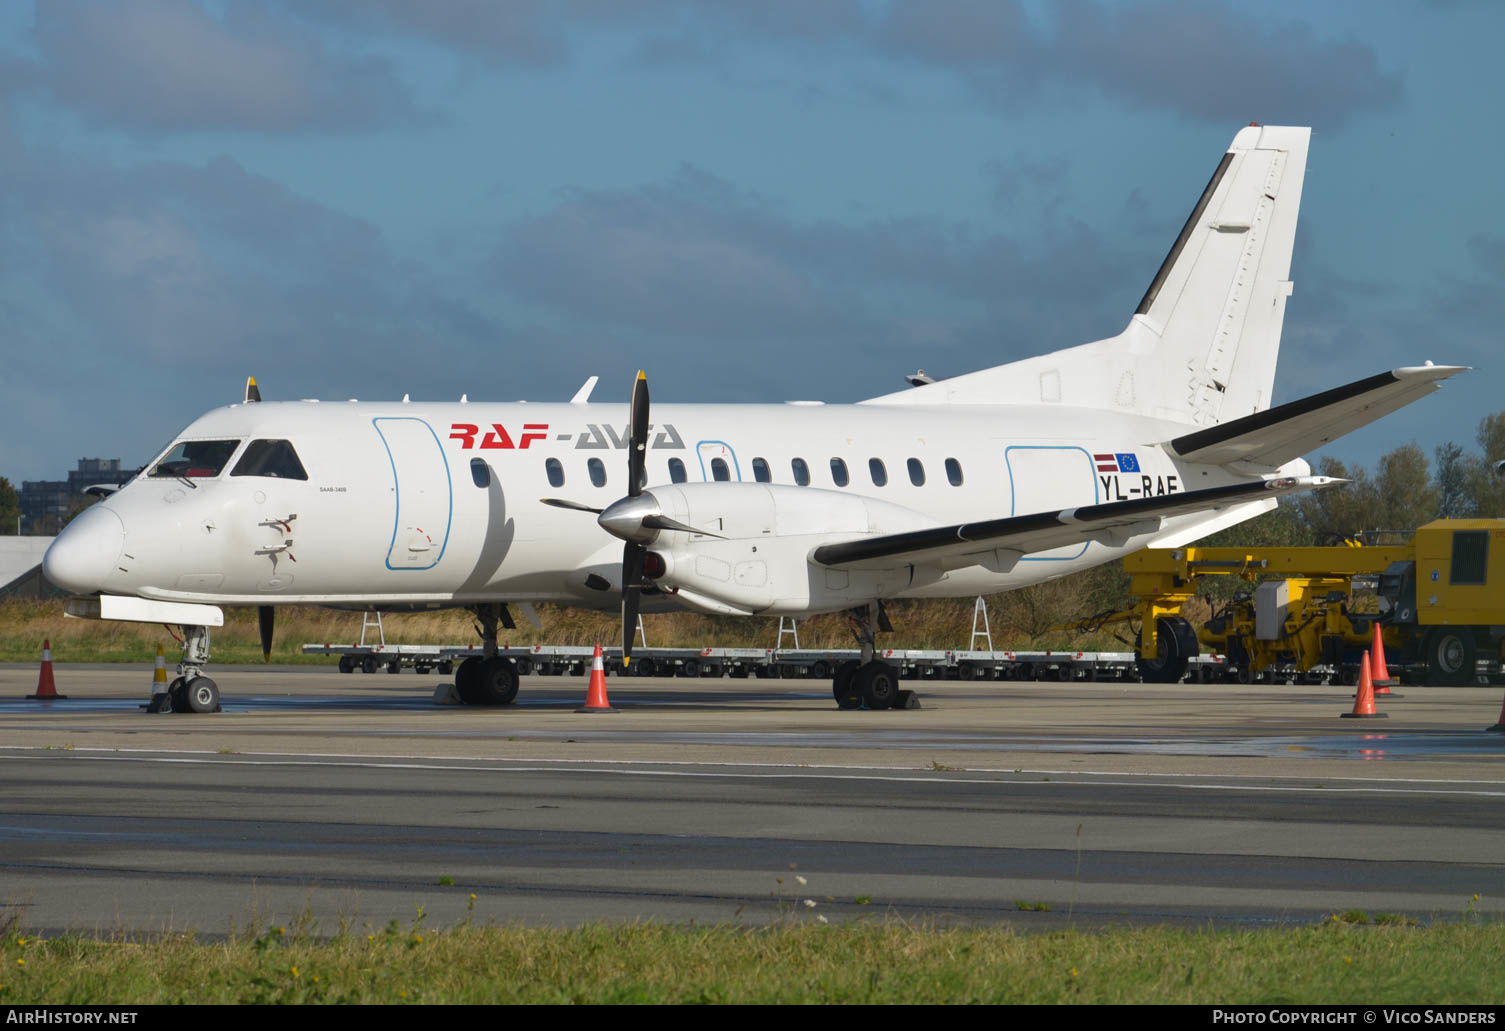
top-left (621, 542), bottom-right (645, 667)
top-left (258, 605), bottom-right (274, 662)
top-left (628, 370), bottom-right (649, 497)
top-left (540, 498), bottom-right (605, 514)
top-left (642, 514), bottom-right (725, 539)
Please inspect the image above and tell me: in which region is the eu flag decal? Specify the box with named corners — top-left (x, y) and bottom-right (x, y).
top-left (1115, 453), bottom-right (1139, 473)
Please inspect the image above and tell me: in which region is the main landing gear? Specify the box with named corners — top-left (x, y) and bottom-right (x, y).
top-left (148, 623), bottom-right (222, 714)
top-left (831, 602), bottom-right (916, 711)
top-left (452, 603), bottom-right (520, 706)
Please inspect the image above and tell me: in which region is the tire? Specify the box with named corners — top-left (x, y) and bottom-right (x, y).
top-left (167, 676), bottom-right (188, 713)
top-left (682, 659), bottom-right (701, 679)
top-left (438, 660), bottom-right (454, 676)
top-left (185, 676), bottom-right (220, 714)
top-left (414, 664), bottom-right (430, 676)
top-left (833, 659), bottom-right (862, 709)
top-left (855, 661), bottom-right (901, 710)
top-left (454, 656), bottom-right (484, 704)
top-left (387, 659), bottom-right (401, 674)
top-left (811, 660), bottom-right (832, 680)
top-left (1136, 616), bottom-right (1197, 684)
top-left (1425, 630), bottom-right (1477, 686)
top-left (337, 655), bottom-right (354, 674)
top-left (515, 658), bottom-right (533, 677)
top-left (475, 657), bottom-right (520, 705)
top-left (361, 654), bottom-right (377, 675)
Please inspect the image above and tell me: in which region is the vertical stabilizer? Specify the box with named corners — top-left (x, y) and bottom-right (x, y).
top-left (863, 125), bottom-right (1310, 427)
top-left (1132, 124), bottom-right (1309, 425)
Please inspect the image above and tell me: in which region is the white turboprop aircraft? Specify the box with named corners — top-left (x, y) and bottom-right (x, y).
top-left (44, 124), bottom-right (1463, 712)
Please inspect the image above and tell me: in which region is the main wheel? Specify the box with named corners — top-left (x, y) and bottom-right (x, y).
top-left (184, 676), bottom-right (220, 714)
top-left (454, 656), bottom-right (484, 704)
top-left (475, 657), bottom-right (520, 705)
top-left (1425, 629), bottom-right (1477, 686)
top-left (832, 659), bottom-right (862, 709)
top-left (1136, 616), bottom-right (1198, 683)
top-left (854, 661), bottom-right (901, 710)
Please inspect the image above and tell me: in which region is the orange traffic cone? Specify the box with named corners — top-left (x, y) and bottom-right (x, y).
top-left (1342, 655), bottom-right (1386, 719)
top-left (27, 639), bottom-right (67, 700)
top-left (1370, 625), bottom-right (1400, 696)
top-left (577, 644), bottom-right (617, 713)
top-left (1488, 692), bottom-right (1505, 733)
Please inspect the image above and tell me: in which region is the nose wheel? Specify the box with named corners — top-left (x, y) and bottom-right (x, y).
top-left (149, 624), bottom-right (225, 714)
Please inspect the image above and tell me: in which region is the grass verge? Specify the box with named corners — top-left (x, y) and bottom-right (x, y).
top-left (3, 919), bottom-right (1503, 1004)
top-left (0, 596), bottom-right (1135, 666)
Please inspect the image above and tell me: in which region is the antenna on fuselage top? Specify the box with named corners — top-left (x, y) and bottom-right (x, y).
top-left (244, 376), bottom-right (262, 403)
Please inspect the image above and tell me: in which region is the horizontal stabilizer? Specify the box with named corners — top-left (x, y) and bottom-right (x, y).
top-left (813, 476), bottom-right (1339, 569)
top-left (1167, 365), bottom-right (1467, 468)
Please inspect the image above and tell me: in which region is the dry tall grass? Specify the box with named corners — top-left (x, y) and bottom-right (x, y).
top-left (0, 569), bottom-right (1134, 664)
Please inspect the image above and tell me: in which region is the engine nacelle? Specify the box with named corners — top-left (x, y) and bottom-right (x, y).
top-left (638, 482), bottom-right (942, 615)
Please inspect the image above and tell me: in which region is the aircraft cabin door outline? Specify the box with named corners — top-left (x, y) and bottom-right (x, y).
top-left (1004, 445), bottom-right (1100, 561)
top-left (696, 440), bottom-right (742, 482)
top-left (373, 417), bottom-right (454, 571)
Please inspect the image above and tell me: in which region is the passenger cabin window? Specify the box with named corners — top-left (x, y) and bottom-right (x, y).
top-left (869, 458), bottom-right (887, 487)
top-left (830, 458), bottom-right (849, 487)
top-left (471, 458), bottom-right (491, 488)
top-left (1451, 530), bottom-right (1489, 585)
top-left (792, 458), bottom-right (811, 486)
top-left (588, 457), bottom-right (607, 487)
top-left (545, 457), bottom-right (564, 488)
top-left (668, 457), bottom-right (687, 484)
top-left (752, 457), bottom-right (771, 483)
top-left (154, 439), bottom-right (241, 479)
top-left (230, 439), bottom-right (307, 480)
top-left (945, 458), bottom-right (963, 486)
top-left (907, 458), bottom-right (925, 486)
top-left (711, 457), bottom-right (731, 482)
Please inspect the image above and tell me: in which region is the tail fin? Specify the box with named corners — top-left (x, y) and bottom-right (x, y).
top-left (863, 125), bottom-right (1310, 426)
top-left (1133, 124), bottom-right (1309, 424)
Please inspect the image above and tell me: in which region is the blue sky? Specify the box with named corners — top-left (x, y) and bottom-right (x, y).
top-left (2, 0), bottom-right (1502, 482)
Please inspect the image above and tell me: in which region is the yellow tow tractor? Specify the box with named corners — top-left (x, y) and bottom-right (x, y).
top-left (1060, 520), bottom-right (1505, 685)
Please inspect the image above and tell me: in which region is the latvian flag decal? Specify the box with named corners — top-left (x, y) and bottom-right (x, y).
top-left (1094, 452), bottom-right (1140, 473)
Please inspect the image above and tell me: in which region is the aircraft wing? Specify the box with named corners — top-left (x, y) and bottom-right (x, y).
top-left (811, 476), bottom-right (1338, 570)
top-left (1166, 365), bottom-right (1467, 469)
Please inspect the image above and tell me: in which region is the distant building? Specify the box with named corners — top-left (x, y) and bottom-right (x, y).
top-left (19, 457), bottom-right (133, 535)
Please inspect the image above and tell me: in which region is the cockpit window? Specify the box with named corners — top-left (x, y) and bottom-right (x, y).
top-left (231, 439), bottom-right (308, 480)
top-left (151, 440), bottom-right (241, 479)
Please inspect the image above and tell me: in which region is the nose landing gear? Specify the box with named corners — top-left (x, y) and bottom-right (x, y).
top-left (147, 624), bottom-right (222, 714)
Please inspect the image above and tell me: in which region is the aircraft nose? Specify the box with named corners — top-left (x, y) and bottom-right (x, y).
top-left (43, 505), bottom-right (125, 595)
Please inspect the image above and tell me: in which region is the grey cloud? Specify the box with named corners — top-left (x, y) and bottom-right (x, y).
top-left (1050, 2), bottom-right (1404, 128)
top-left (28, 0), bottom-right (426, 132)
top-left (491, 164), bottom-right (1143, 397)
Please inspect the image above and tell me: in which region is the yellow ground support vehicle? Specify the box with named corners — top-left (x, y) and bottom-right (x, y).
top-left (1065, 520), bottom-right (1505, 685)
